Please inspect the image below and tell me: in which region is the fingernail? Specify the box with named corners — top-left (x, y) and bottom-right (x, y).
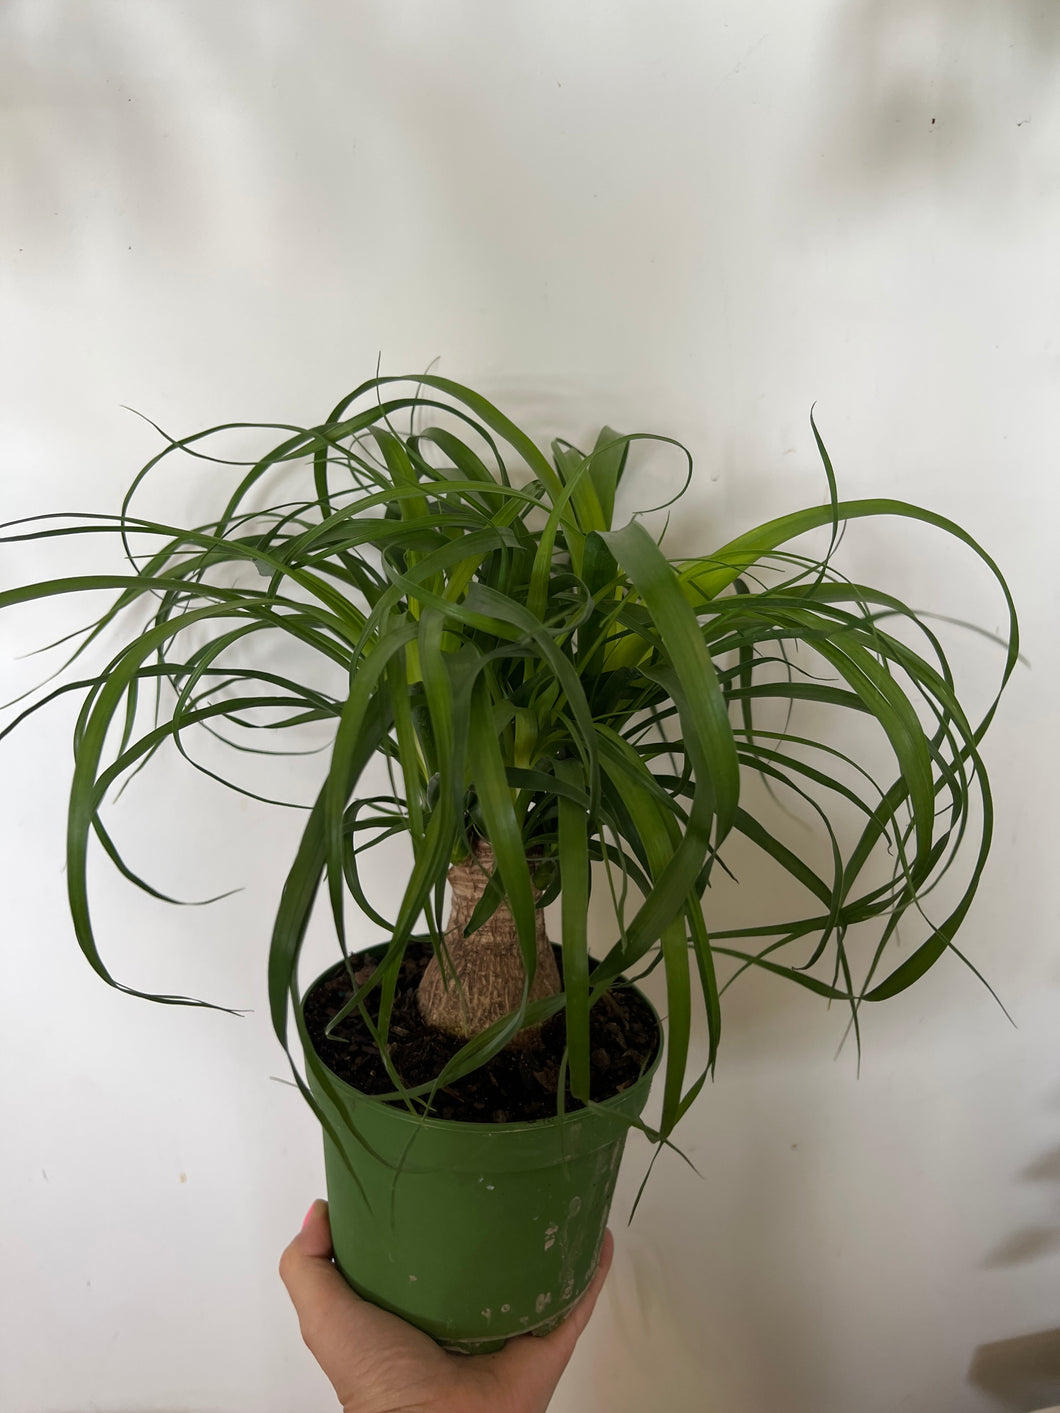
top-left (301, 1203), bottom-right (315, 1231)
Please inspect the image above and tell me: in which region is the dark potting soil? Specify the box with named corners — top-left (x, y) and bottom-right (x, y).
top-left (302, 942), bottom-right (660, 1124)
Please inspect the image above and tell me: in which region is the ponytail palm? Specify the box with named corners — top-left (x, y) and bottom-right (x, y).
top-left (0, 374), bottom-right (1017, 1154)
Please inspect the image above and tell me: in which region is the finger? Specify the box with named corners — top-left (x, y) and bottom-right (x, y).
top-left (279, 1199), bottom-right (366, 1331)
top-left (489, 1228), bottom-right (615, 1385)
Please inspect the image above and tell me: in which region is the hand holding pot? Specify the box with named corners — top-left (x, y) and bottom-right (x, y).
top-left (280, 1199), bottom-right (613, 1413)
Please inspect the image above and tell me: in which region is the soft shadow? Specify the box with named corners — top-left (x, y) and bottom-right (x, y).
top-left (1024, 1147), bottom-right (1060, 1182)
top-left (983, 1225), bottom-right (1060, 1268)
top-left (983, 1144), bottom-right (1060, 1269)
top-left (967, 1326), bottom-right (1060, 1411)
top-left (797, 0), bottom-right (1060, 213)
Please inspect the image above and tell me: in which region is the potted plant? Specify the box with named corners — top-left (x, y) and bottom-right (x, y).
top-left (1, 373), bottom-right (1017, 1351)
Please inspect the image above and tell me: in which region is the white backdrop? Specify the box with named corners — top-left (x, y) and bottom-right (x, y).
top-left (2, 4), bottom-right (1058, 1412)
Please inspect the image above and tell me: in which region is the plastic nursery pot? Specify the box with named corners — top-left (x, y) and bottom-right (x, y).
top-left (297, 946), bottom-right (662, 1353)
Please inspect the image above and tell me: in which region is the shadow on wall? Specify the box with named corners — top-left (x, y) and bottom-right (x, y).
top-left (968, 1326), bottom-right (1060, 1411)
top-left (982, 1143), bottom-right (1060, 1269)
top-left (799, 0), bottom-right (1060, 211)
top-left (0, 4), bottom-right (688, 370)
top-left (970, 1102), bottom-right (1060, 1410)
top-left (0, 4), bottom-right (387, 272)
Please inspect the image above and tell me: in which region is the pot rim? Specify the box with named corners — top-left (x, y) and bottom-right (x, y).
top-left (300, 949), bottom-right (663, 1136)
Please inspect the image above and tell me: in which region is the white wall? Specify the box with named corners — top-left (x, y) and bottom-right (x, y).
top-left (2, 4), bottom-right (1058, 1411)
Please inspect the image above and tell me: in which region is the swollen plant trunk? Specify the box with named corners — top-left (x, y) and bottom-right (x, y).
top-left (417, 838), bottom-right (562, 1046)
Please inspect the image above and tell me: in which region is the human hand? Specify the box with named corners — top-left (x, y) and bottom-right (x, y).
top-left (279, 1198), bottom-right (614, 1413)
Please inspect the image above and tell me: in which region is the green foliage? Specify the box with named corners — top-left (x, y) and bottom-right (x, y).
top-left (0, 374), bottom-right (1018, 1149)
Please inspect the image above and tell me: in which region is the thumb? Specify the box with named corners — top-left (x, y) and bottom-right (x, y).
top-left (279, 1197), bottom-right (443, 1388)
top-left (296, 1197), bottom-right (336, 1259)
top-left (279, 1199), bottom-right (366, 1337)
top-left (279, 1197), bottom-right (453, 1413)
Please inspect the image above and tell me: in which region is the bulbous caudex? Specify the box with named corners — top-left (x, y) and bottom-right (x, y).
top-left (416, 838), bottom-right (562, 1048)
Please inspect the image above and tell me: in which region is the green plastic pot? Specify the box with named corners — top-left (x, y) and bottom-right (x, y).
top-left (297, 948), bottom-right (662, 1352)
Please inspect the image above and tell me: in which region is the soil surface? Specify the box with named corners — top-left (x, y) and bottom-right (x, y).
top-left (303, 942), bottom-right (660, 1124)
